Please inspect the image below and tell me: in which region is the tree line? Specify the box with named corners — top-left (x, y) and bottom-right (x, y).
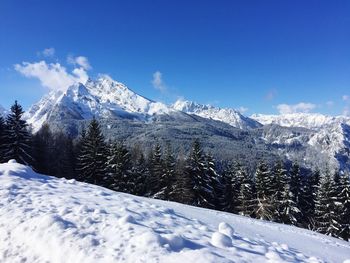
top-left (0, 101), bottom-right (349, 241)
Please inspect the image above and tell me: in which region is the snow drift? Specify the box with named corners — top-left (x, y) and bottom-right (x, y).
top-left (0, 160), bottom-right (349, 263)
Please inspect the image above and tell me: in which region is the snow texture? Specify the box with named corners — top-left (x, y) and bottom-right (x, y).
top-left (0, 160), bottom-right (349, 262)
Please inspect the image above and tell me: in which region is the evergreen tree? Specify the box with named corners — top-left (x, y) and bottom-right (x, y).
top-left (148, 143), bottom-right (163, 197)
top-left (238, 173), bottom-right (256, 217)
top-left (203, 153), bottom-right (221, 210)
top-left (271, 160), bottom-right (288, 221)
top-left (157, 143), bottom-right (176, 200)
top-left (338, 173), bottom-right (350, 241)
top-left (223, 162), bottom-right (245, 213)
top-left (279, 183), bottom-right (301, 225)
top-left (0, 115), bottom-right (6, 162)
top-left (131, 153), bottom-right (148, 196)
top-left (106, 141), bottom-right (132, 192)
top-left (3, 101), bottom-right (32, 164)
top-left (289, 163), bottom-right (302, 204)
top-left (314, 170), bottom-right (341, 238)
top-left (255, 161), bottom-right (274, 220)
top-left (185, 139), bottom-right (212, 207)
top-left (32, 124), bottom-right (53, 174)
top-left (76, 118), bottom-right (107, 185)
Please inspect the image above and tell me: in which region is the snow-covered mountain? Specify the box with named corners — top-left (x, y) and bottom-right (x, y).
top-left (1, 160), bottom-right (349, 263)
top-left (251, 113), bottom-right (350, 130)
top-left (172, 100), bottom-right (261, 130)
top-left (24, 76), bottom-right (173, 131)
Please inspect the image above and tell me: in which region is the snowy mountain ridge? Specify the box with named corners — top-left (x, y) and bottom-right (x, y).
top-left (1, 160), bottom-right (349, 263)
top-left (24, 76), bottom-right (173, 131)
top-left (251, 112), bottom-right (350, 130)
top-left (172, 100), bottom-right (262, 130)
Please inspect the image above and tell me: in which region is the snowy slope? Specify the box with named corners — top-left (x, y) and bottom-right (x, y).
top-left (173, 100), bottom-right (261, 130)
top-left (1, 160), bottom-right (349, 263)
top-left (24, 76), bottom-right (173, 131)
top-left (251, 113), bottom-right (350, 130)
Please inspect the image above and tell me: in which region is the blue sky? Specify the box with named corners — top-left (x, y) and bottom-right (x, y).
top-left (0, 0), bottom-right (350, 115)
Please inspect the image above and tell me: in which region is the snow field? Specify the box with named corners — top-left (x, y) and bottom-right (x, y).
top-left (0, 161), bottom-right (349, 263)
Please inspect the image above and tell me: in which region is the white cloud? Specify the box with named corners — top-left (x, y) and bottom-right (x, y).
top-left (277, 102), bottom-right (316, 114)
top-left (326, 100), bottom-right (334, 107)
top-left (14, 60), bottom-right (88, 91)
top-left (67, 55), bottom-right (91, 70)
top-left (152, 71), bottom-right (167, 92)
top-left (238, 106), bottom-right (248, 114)
top-left (39, 47), bottom-right (55, 57)
top-left (342, 95), bottom-right (349, 101)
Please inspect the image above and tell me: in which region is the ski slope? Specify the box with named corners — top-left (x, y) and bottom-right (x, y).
top-left (0, 160), bottom-right (349, 263)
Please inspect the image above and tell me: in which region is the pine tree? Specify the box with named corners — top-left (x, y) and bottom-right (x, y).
top-left (289, 163), bottom-right (302, 204)
top-left (271, 160), bottom-right (288, 221)
top-left (3, 101), bottom-right (32, 164)
top-left (223, 162), bottom-right (245, 213)
top-left (314, 170), bottom-right (341, 238)
top-left (148, 143), bottom-right (163, 198)
top-left (238, 173), bottom-right (256, 217)
top-left (76, 118), bottom-right (107, 185)
top-left (0, 115), bottom-right (6, 162)
top-left (131, 153), bottom-right (148, 196)
top-left (279, 183), bottom-right (301, 225)
top-left (185, 139), bottom-right (212, 207)
top-left (32, 124), bottom-right (53, 174)
top-left (255, 161), bottom-right (274, 220)
top-left (106, 141), bottom-right (132, 192)
top-left (338, 173), bottom-right (350, 241)
top-left (157, 143), bottom-right (176, 200)
top-left (203, 153), bottom-right (221, 210)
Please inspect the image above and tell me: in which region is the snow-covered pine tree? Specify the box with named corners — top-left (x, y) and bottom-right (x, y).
top-left (148, 143), bottom-right (163, 198)
top-left (289, 163), bottom-right (302, 205)
top-left (271, 160), bottom-right (288, 222)
top-left (3, 101), bottom-right (32, 165)
top-left (203, 153), bottom-right (222, 210)
top-left (106, 141), bottom-right (132, 192)
top-left (237, 173), bottom-right (256, 217)
top-left (171, 151), bottom-right (194, 205)
top-left (157, 143), bottom-right (176, 200)
top-left (131, 153), bottom-right (148, 196)
top-left (222, 162), bottom-right (246, 213)
top-left (32, 124), bottom-right (53, 175)
top-left (0, 115), bottom-right (6, 162)
top-left (338, 172), bottom-right (350, 241)
top-left (279, 183), bottom-right (301, 226)
top-left (185, 139), bottom-right (211, 207)
top-left (76, 118), bottom-right (108, 185)
top-left (255, 161), bottom-right (274, 220)
top-left (307, 169), bottom-right (321, 229)
top-left (314, 169), bottom-right (341, 238)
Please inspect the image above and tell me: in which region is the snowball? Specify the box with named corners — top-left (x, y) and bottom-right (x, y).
top-left (7, 159), bottom-right (17, 164)
top-left (211, 232), bottom-right (232, 248)
top-left (162, 234), bottom-right (184, 250)
top-left (118, 214), bottom-right (135, 225)
top-left (218, 222), bottom-right (234, 237)
top-left (265, 251), bottom-right (282, 262)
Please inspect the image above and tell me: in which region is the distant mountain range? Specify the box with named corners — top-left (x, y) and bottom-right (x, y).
top-left (2, 76), bottom-right (350, 173)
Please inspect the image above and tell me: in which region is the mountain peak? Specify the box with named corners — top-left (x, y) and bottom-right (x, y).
top-left (172, 99), bottom-right (261, 130)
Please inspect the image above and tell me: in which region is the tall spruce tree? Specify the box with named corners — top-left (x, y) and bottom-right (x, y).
top-left (314, 170), bottom-right (341, 238)
top-left (203, 153), bottom-right (221, 210)
top-left (271, 161), bottom-right (288, 221)
top-left (76, 118), bottom-right (107, 185)
top-left (0, 115), bottom-right (6, 162)
top-left (238, 173), bottom-right (256, 217)
top-left (338, 173), bottom-right (350, 241)
top-left (289, 163), bottom-right (302, 204)
top-left (185, 139), bottom-right (212, 207)
top-left (131, 153), bottom-right (148, 196)
top-left (148, 143), bottom-right (163, 198)
top-left (3, 101), bottom-right (32, 165)
top-left (279, 183), bottom-right (301, 225)
top-left (157, 143), bottom-right (176, 200)
top-left (106, 141), bottom-right (132, 192)
top-left (255, 161), bottom-right (274, 220)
